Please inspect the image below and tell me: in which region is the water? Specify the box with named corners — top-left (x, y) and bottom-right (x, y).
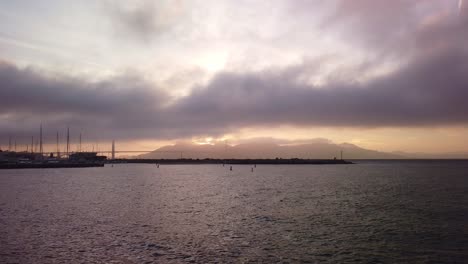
top-left (0, 161), bottom-right (467, 263)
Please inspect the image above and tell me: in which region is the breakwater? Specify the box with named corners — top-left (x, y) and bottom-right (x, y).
top-left (111, 158), bottom-right (353, 165)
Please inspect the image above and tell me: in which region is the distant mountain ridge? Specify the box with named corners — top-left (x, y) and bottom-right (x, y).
top-left (138, 141), bottom-right (404, 159)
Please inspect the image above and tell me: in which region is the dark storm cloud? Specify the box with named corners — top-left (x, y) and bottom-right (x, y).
top-left (0, 61), bottom-right (171, 140)
top-left (0, 64), bottom-right (165, 115)
top-left (1, 1), bottom-right (467, 143)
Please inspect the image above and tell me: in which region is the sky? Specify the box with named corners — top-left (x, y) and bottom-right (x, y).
top-left (1, 0), bottom-right (468, 154)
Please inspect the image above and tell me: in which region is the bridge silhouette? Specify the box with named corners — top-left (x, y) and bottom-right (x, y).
top-left (94, 149), bottom-right (221, 159)
top-left (95, 141), bottom-right (221, 159)
top-left (96, 150), bottom-right (186, 159)
top-left (5, 136), bottom-right (218, 159)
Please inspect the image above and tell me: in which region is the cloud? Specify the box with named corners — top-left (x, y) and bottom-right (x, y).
top-left (1, 1), bottom-right (467, 144)
top-left (233, 137), bottom-right (333, 146)
top-left (171, 47), bottom-right (468, 129)
top-left (0, 61), bottom-right (171, 140)
top-left (321, 0), bottom-right (457, 55)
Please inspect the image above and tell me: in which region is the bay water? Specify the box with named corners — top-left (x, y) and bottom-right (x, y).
top-left (1, 161), bottom-right (467, 263)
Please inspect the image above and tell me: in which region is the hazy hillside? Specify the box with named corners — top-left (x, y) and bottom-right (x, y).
top-left (138, 141), bottom-right (403, 159)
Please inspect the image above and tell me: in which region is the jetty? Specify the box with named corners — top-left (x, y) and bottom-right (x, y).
top-left (110, 158), bottom-right (353, 165)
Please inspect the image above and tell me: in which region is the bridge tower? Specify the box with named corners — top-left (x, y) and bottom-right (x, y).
top-left (111, 140), bottom-right (115, 160)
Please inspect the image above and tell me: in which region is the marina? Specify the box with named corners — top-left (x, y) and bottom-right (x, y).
top-left (0, 151), bottom-right (106, 169)
top-left (0, 125), bottom-right (107, 169)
